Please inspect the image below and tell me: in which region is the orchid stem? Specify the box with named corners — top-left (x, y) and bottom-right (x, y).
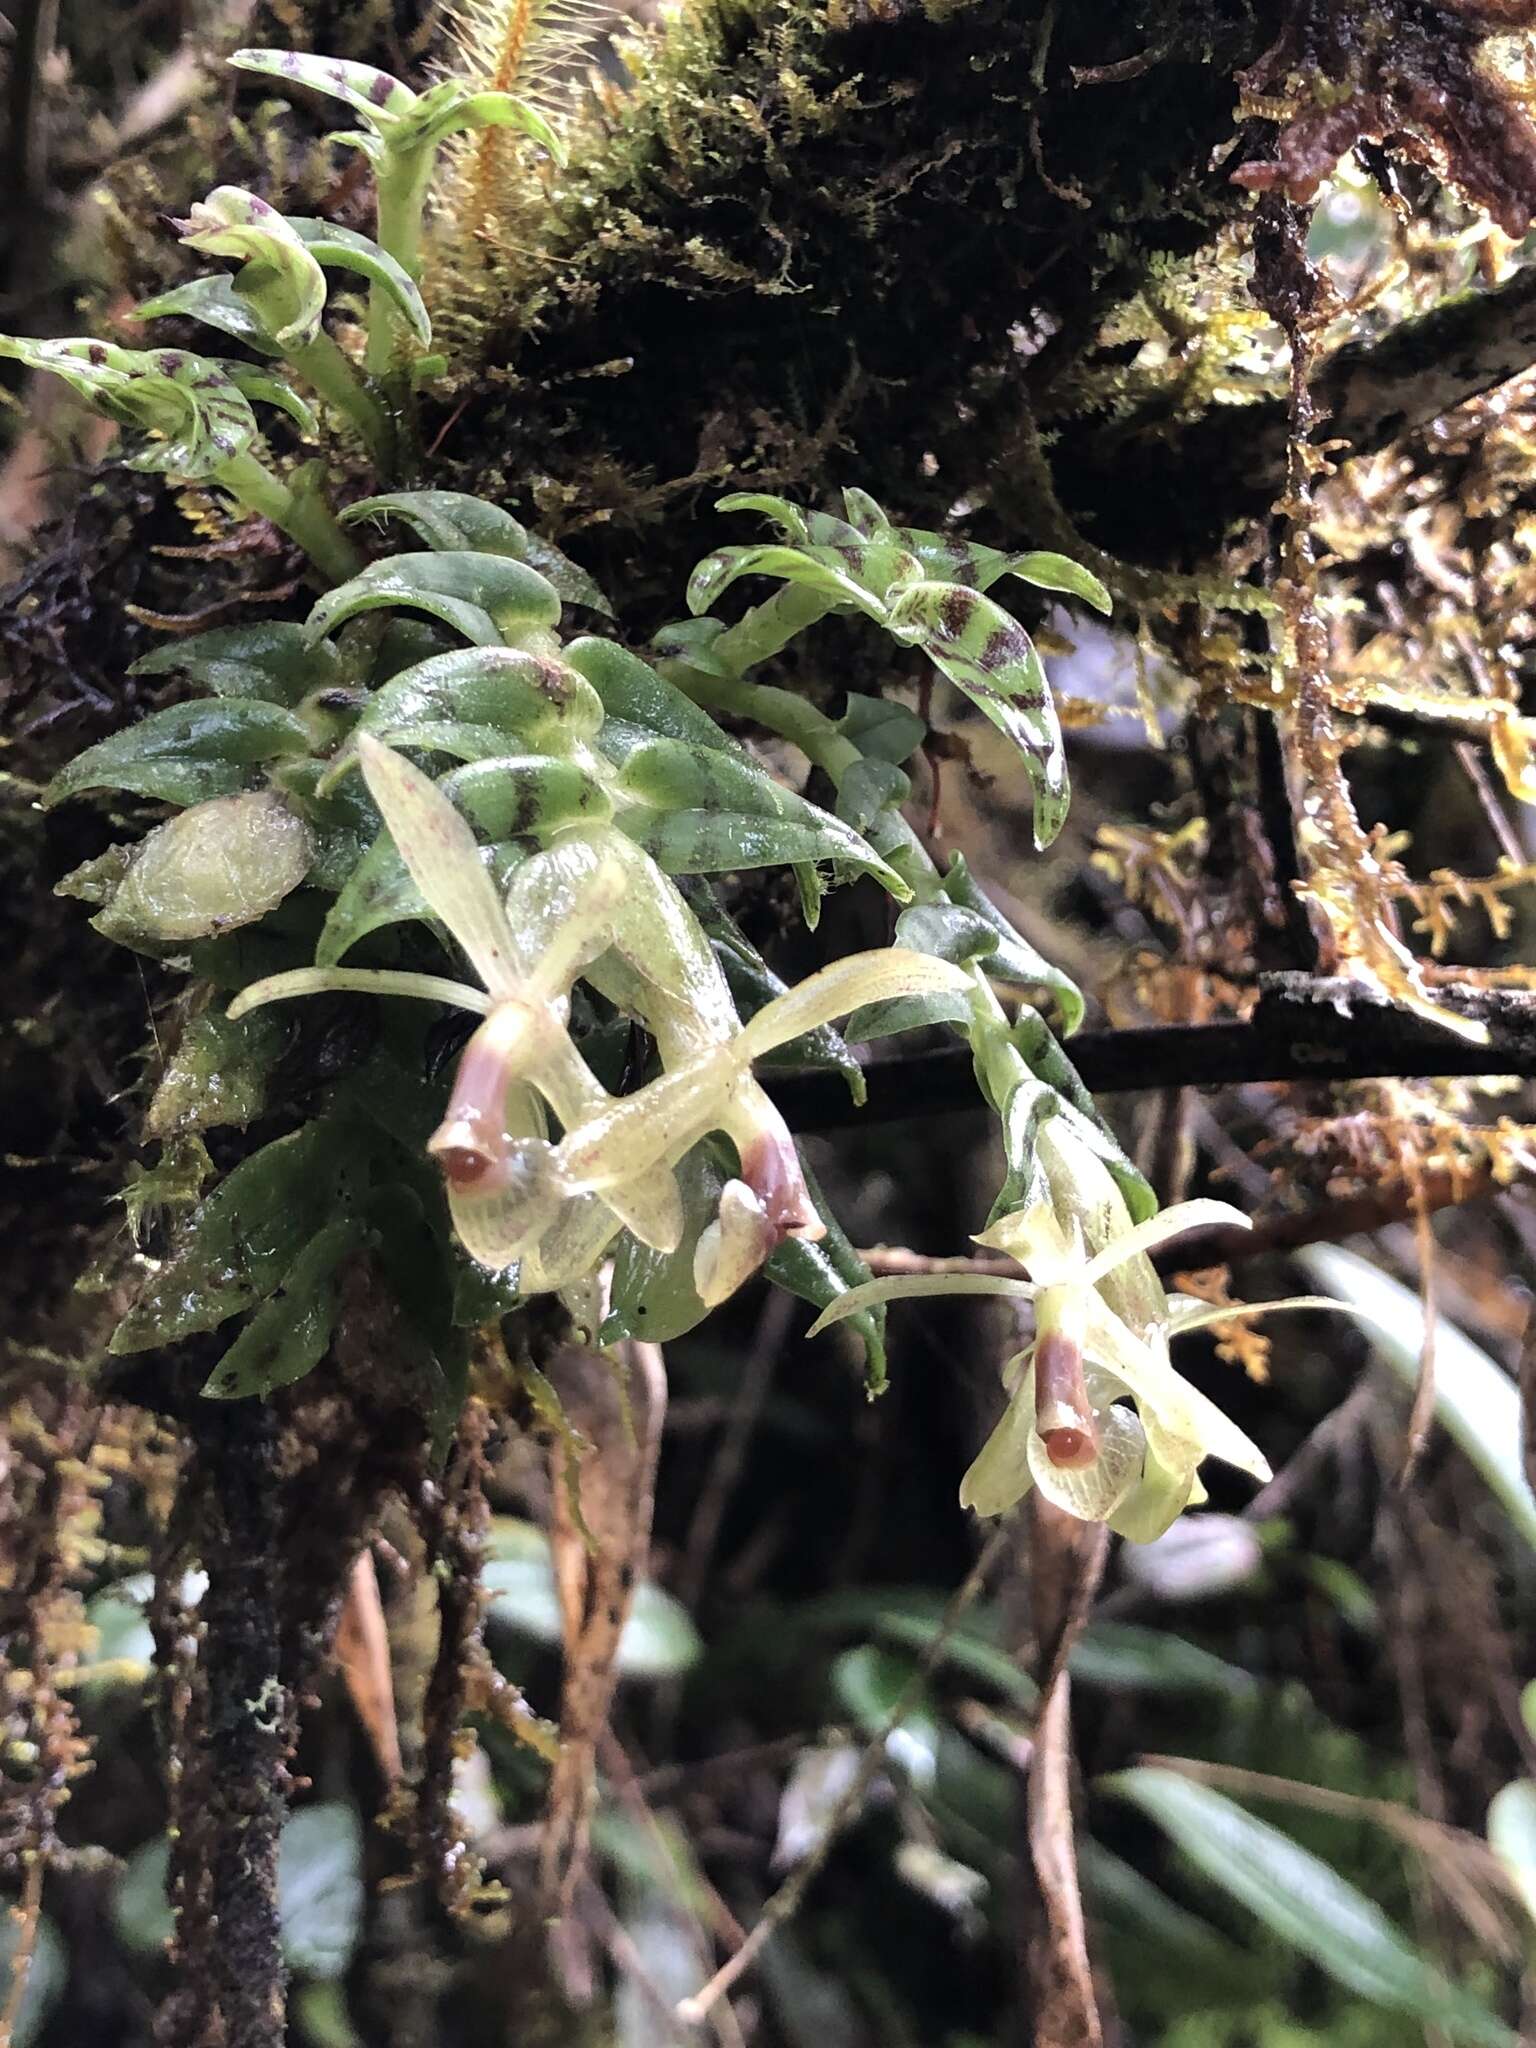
top-left (214, 449), bottom-right (362, 583)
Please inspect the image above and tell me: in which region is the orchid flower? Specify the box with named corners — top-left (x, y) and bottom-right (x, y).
top-left (807, 1118), bottom-right (1365, 1542)
top-left (229, 734), bottom-right (970, 1300)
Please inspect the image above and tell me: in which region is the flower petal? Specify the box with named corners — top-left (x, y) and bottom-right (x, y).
top-left (356, 733), bottom-right (522, 999)
top-left (1026, 1402), bottom-right (1145, 1522)
top-left (1084, 1295), bottom-right (1271, 1483)
top-left (738, 948), bottom-right (972, 1058)
top-left (805, 1270), bottom-right (1036, 1339)
top-left (1076, 1199), bottom-right (1251, 1289)
top-left (228, 966), bottom-right (489, 1021)
top-left (959, 1365), bottom-right (1039, 1517)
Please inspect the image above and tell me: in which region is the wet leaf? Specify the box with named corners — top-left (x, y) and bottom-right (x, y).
top-left (0, 335), bottom-right (257, 478)
top-left (567, 635), bottom-right (733, 751)
top-left (305, 552), bottom-right (560, 648)
top-left (145, 1002), bottom-right (286, 1137)
top-left (614, 738), bottom-right (909, 895)
top-left (130, 622), bottom-right (340, 706)
top-left (46, 700), bottom-right (310, 807)
top-left (201, 1216), bottom-right (366, 1398)
top-left (136, 272), bottom-right (281, 353)
top-left (344, 493), bottom-right (611, 613)
top-left (173, 188), bottom-right (327, 349)
top-left (287, 217), bottom-right (429, 343)
top-left (356, 645), bottom-right (603, 754)
top-left (941, 851), bottom-right (1084, 1033)
top-left (92, 791), bottom-right (313, 946)
top-left (110, 1120), bottom-right (364, 1351)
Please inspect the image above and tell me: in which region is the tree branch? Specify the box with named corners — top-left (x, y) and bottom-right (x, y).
top-left (766, 975), bottom-right (1536, 1128)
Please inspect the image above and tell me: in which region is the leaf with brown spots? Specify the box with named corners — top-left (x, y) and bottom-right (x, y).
top-left (886, 580), bottom-right (1070, 849)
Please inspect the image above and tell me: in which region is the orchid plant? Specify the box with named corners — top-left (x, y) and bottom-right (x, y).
top-left (20, 38), bottom-right (1330, 1545)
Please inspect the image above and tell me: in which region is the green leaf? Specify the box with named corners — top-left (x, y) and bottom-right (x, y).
top-left (687, 544), bottom-right (883, 621)
top-left (567, 635), bottom-right (733, 751)
top-left (46, 699), bottom-right (311, 807)
top-left (110, 1120), bottom-right (361, 1351)
top-left (114, 1803), bottom-right (362, 1980)
top-left (768, 1181), bottom-right (888, 1393)
top-left (305, 552), bottom-right (560, 647)
top-left (1009, 549), bottom-right (1113, 614)
top-left (344, 489), bottom-right (609, 608)
top-left (274, 1804), bottom-right (365, 1980)
top-left (885, 580), bottom-right (1068, 850)
top-left (1107, 1768), bottom-right (1517, 2047)
top-left (0, 335), bottom-right (257, 478)
top-left (1488, 1779), bottom-right (1536, 1928)
top-left (894, 901), bottom-right (998, 967)
top-left (836, 757), bottom-right (910, 832)
top-left (229, 49), bottom-right (417, 123)
top-left (0, 1907), bottom-right (64, 2048)
top-left (714, 491), bottom-right (811, 542)
top-left (129, 623), bottom-right (341, 707)
top-left (614, 738), bottom-right (910, 895)
top-left (286, 217), bottom-right (430, 344)
top-left (355, 644), bottom-right (603, 754)
top-left (145, 1001), bottom-right (286, 1137)
top-left (174, 188), bottom-right (326, 349)
top-left (842, 989), bottom-right (973, 1041)
top-left (692, 891), bottom-right (865, 1104)
top-left (91, 791), bottom-right (313, 947)
top-left (1070, 1622), bottom-right (1255, 1697)
top-left (136, 273), bottom-right (281, 354)
top-left (1297, 1246), bottom-right (1536, 1553)
top-left (395, 80), bottom-right (564, 161)
top-left (942, 851), bottom-right (1084, 1033)
top-left (201, 1216), bottom-right (365, 1398)
top-left (837, 693), bottom-right (926, 765)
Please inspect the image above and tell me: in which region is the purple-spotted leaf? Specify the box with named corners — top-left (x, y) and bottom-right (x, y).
top-left (354, 645), bottom-right (603, 754)
top-left (174, 188), bottom-right (327, 349)
top-left (886, 580), bottom-right (1068, 848)
top-left (229, 49), bottom-right (417, 122)
top-left (0, 335), bottom-right (258, 478)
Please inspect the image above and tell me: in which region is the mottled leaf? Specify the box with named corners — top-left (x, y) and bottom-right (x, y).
top-left (614, 738), bottom-right (909, 895)
top-left (174, 188), bottom-right (326, 349)
top-left (886, 580), bottom-right (1068, 849)
top-left (47, 699), bottom-right (310, 807)
top-left (285, 217), bottom-right (429, 343)
top-left (942, 850), bottom-right (1084, 1033)
top-left (355, 644), bottom-right (603, 753)
top-left (0, 335), bottom-right (257, 478)
top-left (229, 49), bottom-right (417, 122)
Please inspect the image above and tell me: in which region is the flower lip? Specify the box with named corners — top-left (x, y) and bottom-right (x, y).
top-left (1034, 1325), bottom-right (1100, 1470)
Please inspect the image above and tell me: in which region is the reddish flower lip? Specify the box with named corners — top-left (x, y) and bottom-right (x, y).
top-left (740, 1114), bottom-right (823, 1241)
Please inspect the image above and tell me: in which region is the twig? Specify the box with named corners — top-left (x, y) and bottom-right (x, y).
top-left (0, 1857), bottom-right (44, 2048)
top-left (674, 1519), bottom-right (1014, 2027)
